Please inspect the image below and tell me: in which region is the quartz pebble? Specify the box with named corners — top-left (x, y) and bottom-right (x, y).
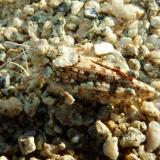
top-left (151, 16), bottom-right (160, 28)
top-left (0, 97), bottom-right (23, 118)
top-left (146, 121), bottom-right (160, 152)
top-left (103, 137), bottom-right (119, 160)
top-left (18, 136), bottom-right (36, 155)
top-left (141, 101), bottom-right (160, 118)
top-left (120, 127), bottom-right (146, 147)
top-left (31, 38), bottom-right (49, 56)
top-left (52, 46), bottom-right (79, 67)
top-left (96, 120), bottom-right (112, 138)
top-left (125, 154), bottom-right (141, 160)
top-left (94, 42), bottom-right (115, 55)
top-left (0, 156), bottom-right (8, 160)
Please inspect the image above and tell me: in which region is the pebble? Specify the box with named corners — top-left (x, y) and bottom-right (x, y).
top-left (84, 0), bottom-right (100, 18)
top-left (94, 41), bottom-right (115, 55)
top-left (103, 137), bottom-right (119, 160)
top-left (24, 96), bottom-right (40, 117)
top-left (141, 101), bottom-right (160, 118)
top-left (140, 153), bottom-right (156, 160)
top-left (151, 16), bottom-right (160, 28)
top-left (125, 153), bottom-right (141, 160)
top-left (149, 50), bottom-right (160, 65)
top-left (96, 120), bottom-right (112, 138)
top-left (23, 5), bottom-right (34, 16)
top-left (146, 121), bottom-right (160, 152)
top-left (0, 156), bottom-right (8, 160)
top-left (60, 155), bottom-right (75, 160)
top-left (120, 127), bottom-right (146, 147)
top-left (131, 121), bottom-right (147, 132)
top-left (128, 59), bottom-right (140, 71)
top-left (3, 27), bottom-right (18, 41)
top-left (71, 1), bottom-right (84, 15)
top-left (52, 46), bottom-right (79, 67)
top-left (151, 81), bottom-right (160, 92)
top-left (0, 97), bottom-right (23, 118)
top-left (31, 38), bottom-right (49, 56)
top-left (18, 136), bottom-right (36, 155)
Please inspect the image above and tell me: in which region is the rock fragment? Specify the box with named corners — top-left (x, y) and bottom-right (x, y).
top-left (0, 97), bottom-right (23, 118)
top-left (18, 136), bottom-right (36, 155)
top-left (120, 127), bottom-right (146, 147)
top-left (52, 46), bottom-right (79, 67)
top-left (96, 120), bottom-right (112, 138)
top-left (94, 41), bottom-right (115, 55)
top-left (146, 121), bottom-right (160, 152)
top-left (141, 101), bottom-right (160, 118)
top-left (103, 137), bottom-right (119, 160)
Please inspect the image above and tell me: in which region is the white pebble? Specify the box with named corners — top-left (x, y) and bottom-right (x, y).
top-left (141, 101), bottom-right (160, 118)
top-left (104, 17), bottom-right (116, 27)
top-left (96, 120), bottom-right (112, 138)
top-left (103, 137), bottom-right (119, 160)
top-left (146, 121), bottom-right (160, 152)
top-left (0, 156), bottom-right (8, 160)
top-left (151, 16), bottom-right (160, 28)
top-left (52, 46), bottom-right (79, 67)
top-left (23, 5), bottom-right (34, 16)
top-left (18, 136), bottom-right (36, 155)
top-left (94, 41), bottom-right (115, 55)
top-left (120, 127), bottom-right (146, 147)
top-left (71, 1), bottom-right (84, 15)
top-left (12, 17), bottom-right (23, 28)
top-left (3, 27), bottom-right (18, 41)
top-left (31, 38), bottom-right (49, 56)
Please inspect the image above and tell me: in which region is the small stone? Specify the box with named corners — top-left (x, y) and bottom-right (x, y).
top-left (60, 155), bottom-right (75, 160)
top-left (125, 153), bottom-right (141, 160)
top-left (103, 137), bottom-right (119, 160)
top-left (84, 0), bottom-right (100, 18)
top-left (140, 153), bottom-right (156, 160)
top-left (71, 135), bottom-right (80, 144)
top-left (18, 136), bottom-right (36, 155)
top-left (128, 21), bottom-right (139, 38)
top-left (94, 41), bottom-right (115, 55)
top-left (47, 0), bottom-right (63, 7)
top-left (3, 27), bottom-right (18, 41)
top-left (12, 17), bottom-right (23, 28)
top-left (71, 1), bottom-right (84, 15)
top-left (96, 120), bottom-right (112, 138)
top-left (0, 97), bottom-right (23, 118)
top-left (31, 38), bottom-right (49, 56)
top-left (149, 50), bottom-right (160, 65)
top-left (141, 101), bottom-right (160, 118)
top-left (126, 44), bottom-right (139, 57)
top-left (151, 16), bottom-right (160, 28)
top-left (0, 51), bottom-right (6, 61)
top-left (0, 156), bottom-right (8, 160)
top-left (131, 121), bottom-right (147, 132)
top-left (146, 121), bottom-right (160, 152)
top-left (118, 37), bottom-right (132, 48)
top-left (128, 59), bottom-right (140, 71)
top-left (104, 17), bottom-right (116, 27)
top-left (23, 5), bottom-right (34, 16)
top-left (52, 46), bottom-right (79, 67)
top-left (24, 96), bottom-right (40, 117)
top-left (120, 127), bottom-right (146, 147)
top-left (151, 81), bottom-right (160, 92)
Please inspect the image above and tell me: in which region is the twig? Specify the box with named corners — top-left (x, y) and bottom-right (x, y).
top-left (10, 62), bottom-right (30, 76)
